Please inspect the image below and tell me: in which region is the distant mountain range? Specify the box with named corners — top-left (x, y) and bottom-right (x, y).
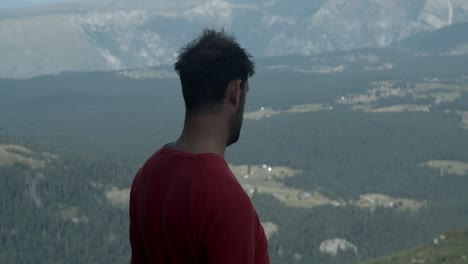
top-left (1, 0), bottom-right (468, 78)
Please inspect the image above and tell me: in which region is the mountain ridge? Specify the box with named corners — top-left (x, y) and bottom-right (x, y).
top-left (1, 0), bottom-right (468, 78)
top-left (396, 22), bottom-right (468, 54)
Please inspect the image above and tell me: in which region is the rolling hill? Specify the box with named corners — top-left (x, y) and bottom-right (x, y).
top-left (364, 229), bottom-right (468, 264)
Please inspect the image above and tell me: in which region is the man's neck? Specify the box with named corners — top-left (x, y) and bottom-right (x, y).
top-left (172, 114), bottom-right (228, 157)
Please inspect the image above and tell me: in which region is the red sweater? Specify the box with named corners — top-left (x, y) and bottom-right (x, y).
top-left (129, 146), bottom-right (270, 264)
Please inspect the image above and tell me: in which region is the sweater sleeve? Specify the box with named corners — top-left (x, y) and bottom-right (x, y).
top-left (199, 159), bottom-right (269, 264)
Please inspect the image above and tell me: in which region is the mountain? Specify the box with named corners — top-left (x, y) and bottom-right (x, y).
top-left (1, 0), bottom-right (468, 78)
top-left (0, 0), bottom-right (86, 9)
top-left (396, 22), bottom-right (468, 54)
top-left (364, 229), bottom-right (468, 264)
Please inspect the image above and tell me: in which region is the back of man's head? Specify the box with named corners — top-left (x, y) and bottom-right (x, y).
top-left (174, 29), bottom-right (255, 116)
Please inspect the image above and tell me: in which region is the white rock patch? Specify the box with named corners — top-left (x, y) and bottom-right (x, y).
top-left (319, 238), bottom-right (358, 256)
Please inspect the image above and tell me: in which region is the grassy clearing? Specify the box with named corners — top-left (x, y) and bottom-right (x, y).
top-left (352, 104), bottom-right (431, 113)
top-left (230, 164), bottom-right (341, 208)
top-left (229, 164), bottom-right (302, 180)
top-left (339, 80), bottom-right (468, 114)
top-left (0, 144), bottom-right (45, 169)
top-left (286, 103), bottom-right (332, 113)
top-left (370, 104), bottom-right (430, 113)
top-left (433, 92), bottom-right (462, 104)
top-left (244, 104), bottom-right (332, 120)
top-left (413, 83), bottom-right (465, 104)
top-left (414, 82), bottom-right (468, 93)
top-left (421, 160), bottom-right (468, 176)
top-left (351, 193), bottom-right (425, 212)
top-left (230, 164), bottom-right (423, 211)
top-left (244, 107), bottom-right (282, 120)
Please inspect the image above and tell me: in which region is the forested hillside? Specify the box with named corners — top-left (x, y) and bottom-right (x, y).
top-left (1, 45), bottom-right (468, 263)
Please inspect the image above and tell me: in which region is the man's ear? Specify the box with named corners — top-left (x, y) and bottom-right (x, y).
top-left (226, 79), bottom-right (242, 107)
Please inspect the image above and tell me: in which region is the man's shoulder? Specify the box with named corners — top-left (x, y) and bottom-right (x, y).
top-left (197, 156), bottom-right (252, 209)
top-left (196, 155), bottom-right (240, 189)
top-left (142, 147), bottom-right (199, 170)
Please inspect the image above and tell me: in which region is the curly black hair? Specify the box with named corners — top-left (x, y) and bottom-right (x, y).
top-left (174, 29), bottom-right (255, 115)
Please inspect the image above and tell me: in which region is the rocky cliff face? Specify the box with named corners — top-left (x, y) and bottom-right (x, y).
top-left (1, 0), bottom-right (468, 78)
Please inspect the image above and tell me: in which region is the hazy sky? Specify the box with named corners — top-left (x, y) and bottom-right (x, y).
top-left (0, 0), bottom-right (87, 8)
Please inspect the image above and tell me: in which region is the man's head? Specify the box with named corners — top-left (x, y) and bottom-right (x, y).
top-left (174, 29), bottom-right (255, 146)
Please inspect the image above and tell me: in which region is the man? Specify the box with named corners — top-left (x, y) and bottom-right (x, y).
top-left (129, 29), bottom-right (270, 264)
